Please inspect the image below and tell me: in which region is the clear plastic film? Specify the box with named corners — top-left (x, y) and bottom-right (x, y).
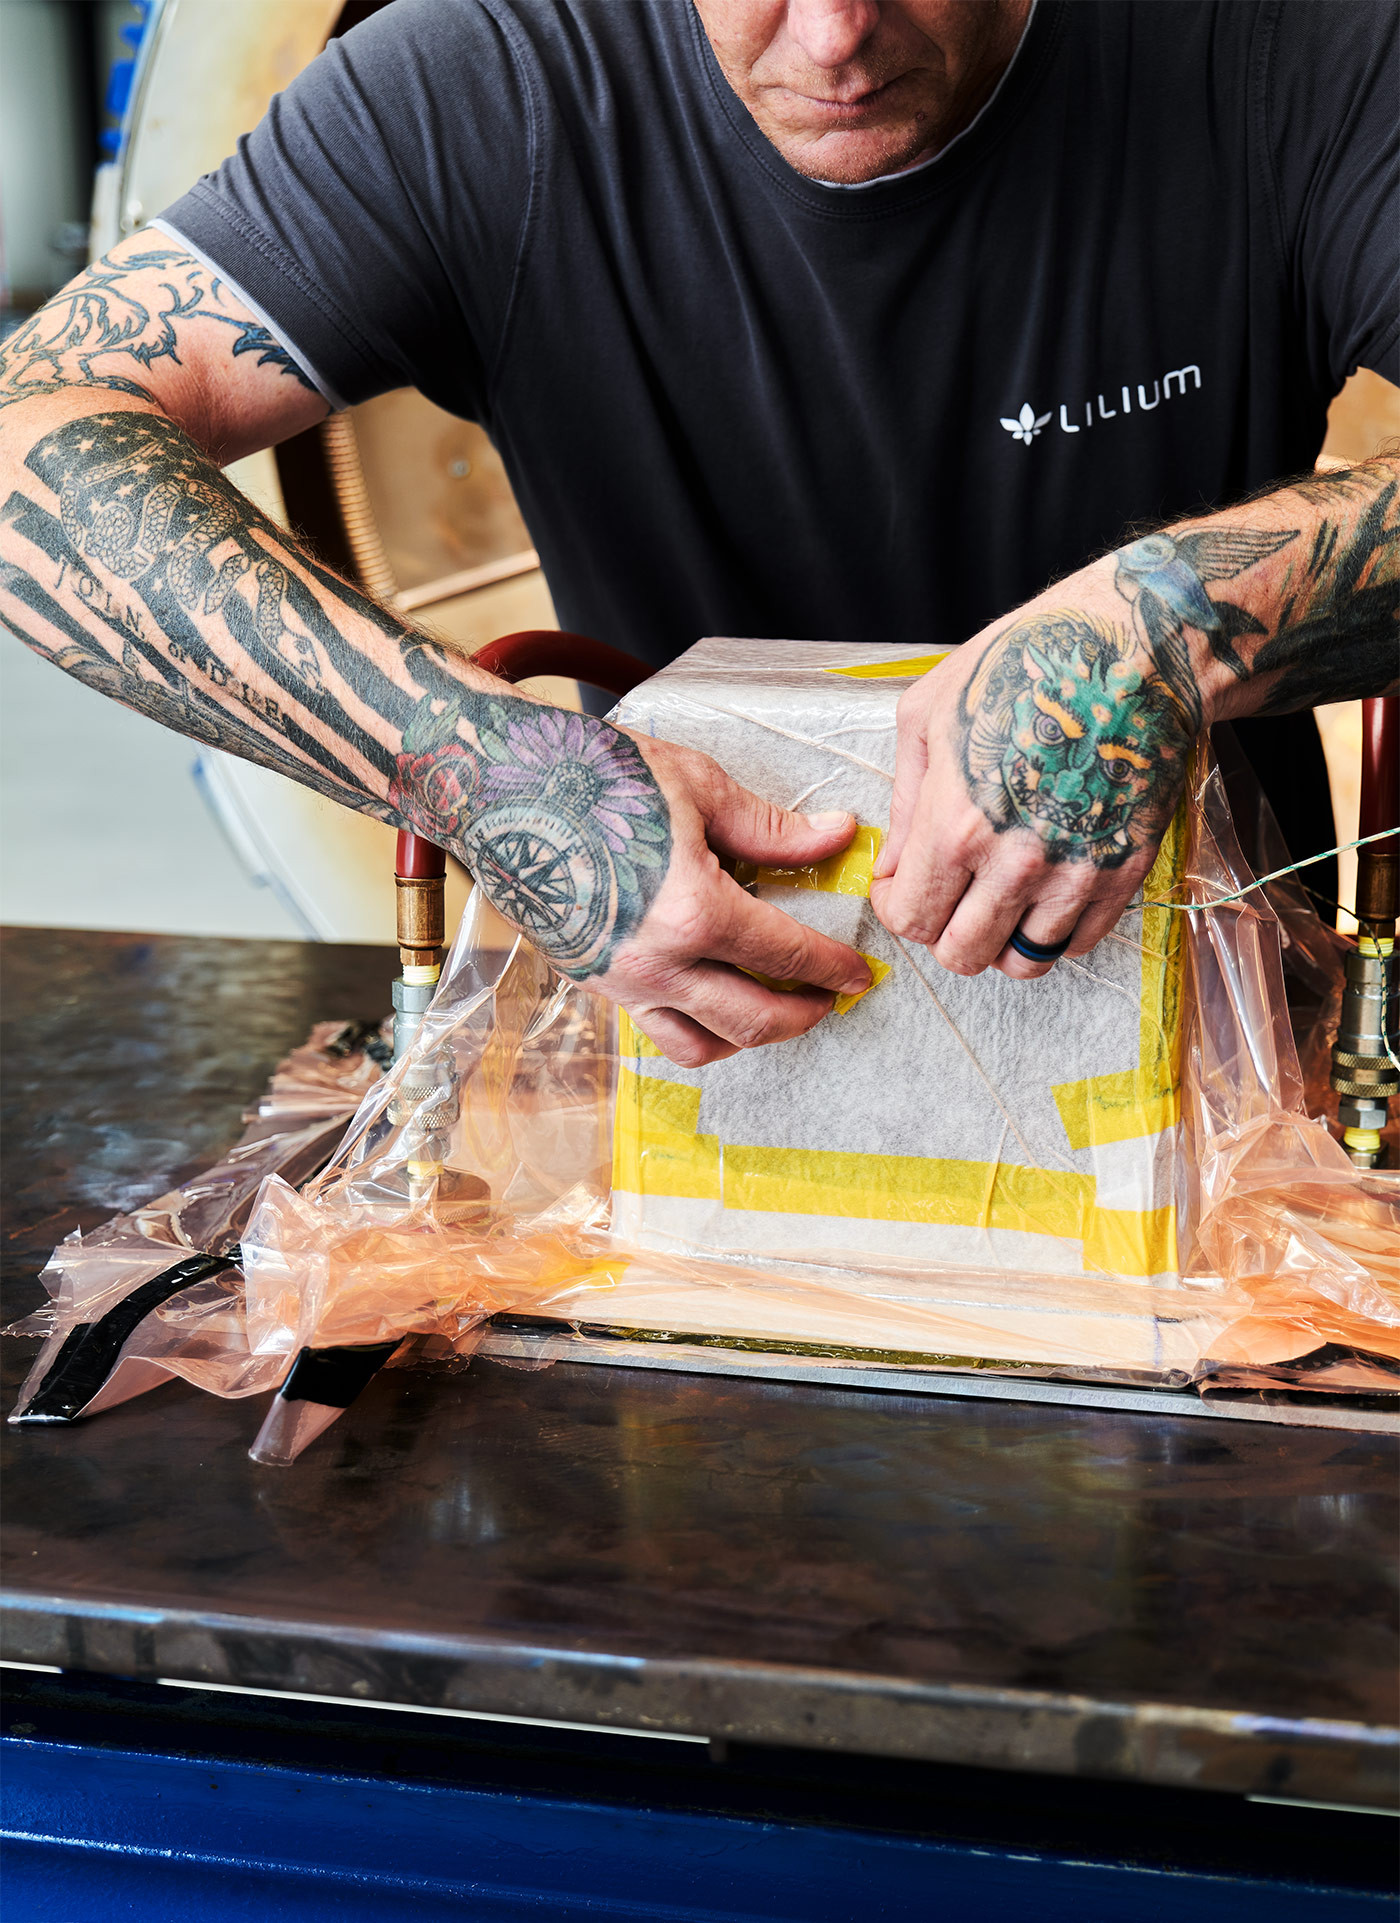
top-left (233, 642), bottom-right (1394, 1457)
top-left (7, 1022), bottom-right (387, 1424)
top-left (12, 644), bottom-right (1396, 1456)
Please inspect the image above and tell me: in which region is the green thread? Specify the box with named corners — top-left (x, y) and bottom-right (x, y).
top-left (1144, 828), bottom-right (1398, 914)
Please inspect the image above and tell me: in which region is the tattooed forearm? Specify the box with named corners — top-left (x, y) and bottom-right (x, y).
top-left (960, 458), bottom-right (1399, 866)
top-left (1246, 471), bottom-right (1400, 713)
top-left (0, 409), bottom-right (670, 976)
top-left (1111, 526), bottom-right (1295, 726)
top-left (0, 248), bottom-right (318, 409)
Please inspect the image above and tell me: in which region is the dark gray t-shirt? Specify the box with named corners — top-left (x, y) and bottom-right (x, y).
top-left (160, 0), bottom-right (1397, 860)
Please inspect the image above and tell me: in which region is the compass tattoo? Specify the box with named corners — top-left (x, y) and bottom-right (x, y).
top-left (387, 696), bottom-right (669, 974)
top-left (960, 463), bottom-right (1399, 866)
top-left (1, 409), bottom-right (670, 977)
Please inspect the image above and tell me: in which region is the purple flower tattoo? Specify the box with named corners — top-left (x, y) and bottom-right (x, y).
top-left (392, 688), bottom-right (670, 977)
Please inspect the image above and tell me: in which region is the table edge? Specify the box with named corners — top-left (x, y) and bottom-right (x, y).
top-left (4, 1592), bottom-right (1395, 1808)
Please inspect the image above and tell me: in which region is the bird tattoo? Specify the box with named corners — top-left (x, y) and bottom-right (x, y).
top-left (1113, 526), bottom-right (1296, 721)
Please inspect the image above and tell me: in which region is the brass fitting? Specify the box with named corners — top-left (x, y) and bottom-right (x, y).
top-left (396, 874), bottom-right (445, 969)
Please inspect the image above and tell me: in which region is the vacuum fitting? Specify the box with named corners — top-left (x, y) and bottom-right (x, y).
top-left (393, 830), bottom-right (447, 1062)
top-left (1331, 940), bottom-right (1398, 1168)
top-left (1331, 696), bottom-right (1398, 1168)
top-left (395, 828), bottom-right (447, 971)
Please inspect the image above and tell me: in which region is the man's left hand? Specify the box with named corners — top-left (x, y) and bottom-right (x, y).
top-left (870, 554), bottom-right (1196, 978)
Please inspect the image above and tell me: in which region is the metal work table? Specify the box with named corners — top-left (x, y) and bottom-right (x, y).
top-left (2, 927), bottom-right (1397, 1917)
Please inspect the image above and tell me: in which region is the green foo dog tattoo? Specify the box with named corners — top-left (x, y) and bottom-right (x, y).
top-left (962, 613), bottom-right (1188, 867)
top-left (959, 471), bottom-right (1399, 866)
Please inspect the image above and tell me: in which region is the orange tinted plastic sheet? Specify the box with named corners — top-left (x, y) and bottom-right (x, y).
top-left (1182, 752), bottom-right (1400, 1368)
top-left (231, 741), bottom-right (1396, 1463)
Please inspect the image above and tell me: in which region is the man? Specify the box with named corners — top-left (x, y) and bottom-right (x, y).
top-left (1, 0), bottom-right (1395, 1068)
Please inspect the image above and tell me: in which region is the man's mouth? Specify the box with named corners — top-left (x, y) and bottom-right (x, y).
top-left (1006, 756), bottom-right (1119, 838)
top-left (778, 74), bottom-right (913, 118)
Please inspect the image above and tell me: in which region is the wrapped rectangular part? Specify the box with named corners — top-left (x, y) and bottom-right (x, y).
top-left (610, 639), bottom-right (1186, 1281)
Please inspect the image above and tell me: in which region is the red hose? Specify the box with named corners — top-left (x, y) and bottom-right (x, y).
top-left (395, 828), bottom-right (446, 880)
top-left (472, 629), bottom-right (651, 698)
top-left (1356, 694), bottom-right (1398, 936)
top-left (1360, 695), bottom-right (1399, 840)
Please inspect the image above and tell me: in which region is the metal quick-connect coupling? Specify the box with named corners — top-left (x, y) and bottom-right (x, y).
top-left (391, 972), bottom-right (438, 1064)
top-left (388, 1049), bottom-right (461, 1202)
top-left (1331, 940), bottom-right (1398, 1168)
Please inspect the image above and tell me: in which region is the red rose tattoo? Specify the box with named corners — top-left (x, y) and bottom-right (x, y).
top-left (387, 740), bottom-right (479, 841)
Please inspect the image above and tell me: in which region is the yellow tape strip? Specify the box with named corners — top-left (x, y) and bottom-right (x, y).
top-left (723, 1144), bottom-right (1092, 1240)
top-left (618, 1009), bottom-right (663, 1058)
top-left (742, 953), bottom-right (892, 1014)
top-left (614, 1068), bottom-right (721, 1200)
top-left (826, 652), bottom-right (949, 680)
top-left (612, 1069), bottom-right (1178, 1276)
top-left (1051, 795), bottom-right (1187, 1150)
top-left (737, 825), bottom-right (884, 898)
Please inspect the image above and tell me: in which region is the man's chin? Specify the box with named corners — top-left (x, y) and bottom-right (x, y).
top-left (776, 121), bottom-right (936, 185)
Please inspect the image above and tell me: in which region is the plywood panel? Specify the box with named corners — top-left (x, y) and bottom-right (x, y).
top-left (346, 390), bottom-right (536, 596)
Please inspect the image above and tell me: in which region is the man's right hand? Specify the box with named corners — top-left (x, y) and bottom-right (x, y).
top-left (594, 735), bottom-right (870, 1065)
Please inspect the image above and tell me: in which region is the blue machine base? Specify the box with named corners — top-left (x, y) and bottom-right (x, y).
top-left (3, 1732), bottom-right (1389, 1922)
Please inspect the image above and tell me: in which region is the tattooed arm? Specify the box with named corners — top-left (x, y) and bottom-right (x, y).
top-left (1, 233), bottom-right (869, 1062)
top-left (871, 458), bottom-right (1400, 977)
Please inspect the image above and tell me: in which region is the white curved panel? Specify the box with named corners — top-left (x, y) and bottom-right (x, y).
top-left (116, 0), bottom-right (344, 237)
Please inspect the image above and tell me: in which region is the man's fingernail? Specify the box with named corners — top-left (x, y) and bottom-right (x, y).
top-left (805, 810), bottom-right (852, 829)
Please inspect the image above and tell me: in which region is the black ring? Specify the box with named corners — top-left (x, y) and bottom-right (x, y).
top-left (1007, 925), bottom-right (1073, 964)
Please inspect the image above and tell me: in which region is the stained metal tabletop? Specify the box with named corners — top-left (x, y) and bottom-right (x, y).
top-left (2, 927), bottom-right (1396, 1807)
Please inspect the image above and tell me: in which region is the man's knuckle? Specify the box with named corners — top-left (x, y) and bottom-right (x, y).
top-left (879, 900), bottom-right (923, 941)
top-left (932, 941), bottom-right (980, 977)
top-left (664, 1036), bottom-right (711, 1069)
top-left (665, 890), bottom-right (717, 953)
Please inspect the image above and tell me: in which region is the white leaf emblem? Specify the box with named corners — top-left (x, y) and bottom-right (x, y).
top-left (999, 402), bottom-right (1053, 445)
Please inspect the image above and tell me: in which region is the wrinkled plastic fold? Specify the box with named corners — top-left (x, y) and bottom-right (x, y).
top-left (7, 1022), bottom-right (387, 1424)
top-left (10, 645), bottom-right (1397, 1461)
top-left (234, 646), bottom-right (1393, 1458)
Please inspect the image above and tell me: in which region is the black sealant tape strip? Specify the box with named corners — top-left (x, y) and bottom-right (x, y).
top-left (18, 1253), bottom-right (238, 1423)
top-left (279, 1342), bottom-right (400, 1408)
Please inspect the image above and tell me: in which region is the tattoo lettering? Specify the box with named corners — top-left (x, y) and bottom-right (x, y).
top-left (0, 247), bottom-right (317, 410)
top-left (961, 462), bottom-right (1398, 864)
top-left (962, 613), bottom-right (1187, 866)
top-left (0, 410), bottom-right (670, 977)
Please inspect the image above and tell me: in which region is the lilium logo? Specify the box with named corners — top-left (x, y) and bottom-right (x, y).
top-left (1000, 402), bottom-right (1052, 446)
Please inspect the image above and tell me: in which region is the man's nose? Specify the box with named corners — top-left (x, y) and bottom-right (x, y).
top-left (785, 0), bottom-right (882, 70)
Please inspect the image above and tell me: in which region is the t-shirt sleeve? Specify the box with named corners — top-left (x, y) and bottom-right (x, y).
top-left (1263, 0), bottom-right (1400, 391)
top-left (156, 0), bottom-right (536, 416)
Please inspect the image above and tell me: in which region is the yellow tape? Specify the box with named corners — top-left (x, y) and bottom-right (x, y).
top-left (1083, 1204), bottom-right (1178, 1278)
top-left (613, 1070), bottom-right (1177, 1275)
top-left (723, 1144), bottom-right (1092, 1240)
top-left (1051, 795), bottom-right (1187, 1150)
top-left (618, 1009), bottom-right (663, 1058)
top-left (614, 1068), bottom-right (721, 1201)
top-left (742, 953), bottom-right (892, 1014)
top-left (737, 825), bottom-right (884, 898)
top-left (826, 652), bottom-right (950, 680)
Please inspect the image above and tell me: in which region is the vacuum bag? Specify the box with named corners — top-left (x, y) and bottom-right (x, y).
top-left (11, 644), bottom-right (1396, 1459)
top-left (611, 640), bottom-right (1185, 1282)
